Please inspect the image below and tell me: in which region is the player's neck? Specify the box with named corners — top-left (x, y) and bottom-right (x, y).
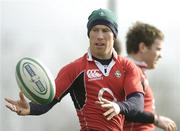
top-left (92, 55), bottom-right (113, 65)
top-left (129, 53), bottom-right (143, 62)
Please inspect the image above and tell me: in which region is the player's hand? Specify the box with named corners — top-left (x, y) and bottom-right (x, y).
top-left (154, 115), bottom-right (177, 131)
top-left (96, 98), bottom-right (120, 120)
top-left (5, 91), bottom-right (30, 116)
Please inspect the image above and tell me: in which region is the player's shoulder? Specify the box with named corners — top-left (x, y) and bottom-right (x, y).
top-left (117, 55), bottom-right (136, 67)
top-left (116, 56), bottom-right (141, 75)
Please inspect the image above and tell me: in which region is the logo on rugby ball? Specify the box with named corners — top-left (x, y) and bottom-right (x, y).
top-left (22, 63), bottom-right (47, 94)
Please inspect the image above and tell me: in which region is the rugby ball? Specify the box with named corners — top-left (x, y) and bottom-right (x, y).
top-left (15, 57), bottom-right (56, 104)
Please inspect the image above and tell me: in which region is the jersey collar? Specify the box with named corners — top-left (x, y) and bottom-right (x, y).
top-left (87, 48), bottom-right (118, 61)
top-left (87, 48), bottom-right (118, 76)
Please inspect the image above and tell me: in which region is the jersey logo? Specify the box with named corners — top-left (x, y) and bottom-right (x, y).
top-left (87, 69), bottom-right (102, 81)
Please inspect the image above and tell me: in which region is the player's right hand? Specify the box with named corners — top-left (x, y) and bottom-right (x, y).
top-left (5, 91), bottom-right (30, 116)
top-left (96, 98), bottom-right (120, 120)
top-left (155, 115), bottom-right (177, 131)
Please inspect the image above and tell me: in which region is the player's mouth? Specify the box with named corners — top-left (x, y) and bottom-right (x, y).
top-left (95, 43), bottom-right (105, 47)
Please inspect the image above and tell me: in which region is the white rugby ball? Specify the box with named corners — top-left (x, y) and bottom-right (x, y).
top-left (15, 57), bottom-right (56, 104)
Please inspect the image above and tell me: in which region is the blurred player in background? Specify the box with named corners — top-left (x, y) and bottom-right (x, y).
top-left (5, 9), bottom-right (144, 131)
top-left (122, 21), bottom-right (177, 131)
top-left (113, 38), bottom-right (122, 55)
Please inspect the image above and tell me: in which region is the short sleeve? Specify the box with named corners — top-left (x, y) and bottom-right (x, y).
top-left (123, 59), bottom-right (144, 96)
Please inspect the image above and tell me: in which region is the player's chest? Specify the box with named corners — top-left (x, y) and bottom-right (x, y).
top-left (84, 63), bottom-right (125, 93)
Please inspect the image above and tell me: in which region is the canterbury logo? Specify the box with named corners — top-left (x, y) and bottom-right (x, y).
top-left (87, 69), bottom-right (102, 80)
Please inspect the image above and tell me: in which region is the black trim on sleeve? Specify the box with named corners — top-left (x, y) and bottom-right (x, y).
top-left (117, 92), bottom-right (155, 123)
top-left (30, 98), bottom-right (58, 115)
top-left (125, 111), bottom-right (155, 123)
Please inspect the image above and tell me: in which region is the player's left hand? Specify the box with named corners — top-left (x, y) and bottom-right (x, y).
top-left (96, 98), bottom-right (120, 120)
top-left (155, 115), bottom-right (177, 131)
top-left (5, 91), bottom-right (30, 116)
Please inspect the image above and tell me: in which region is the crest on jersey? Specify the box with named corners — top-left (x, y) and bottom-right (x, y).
top-left (115, 70), bottom-right (121, 78)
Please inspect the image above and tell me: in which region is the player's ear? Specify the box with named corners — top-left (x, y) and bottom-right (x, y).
top-left (139, 42), bottom-right (147, 53)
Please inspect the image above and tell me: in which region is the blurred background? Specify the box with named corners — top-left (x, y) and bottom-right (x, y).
top-left (1, 0), bottom-right (179, 131)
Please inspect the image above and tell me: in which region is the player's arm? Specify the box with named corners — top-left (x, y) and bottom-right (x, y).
top-left (29, 62), bottom-right (82, 115)
top-left (125, 107), bottom-right (177, 131)
top-left (125, 110), bottom-right (154, 123)
top-left (29, 98), bottom-right (58, 115)
top-left (117, 92), bottom-right (144, 116)
top-left (125, 111), bottom-right (177, 131)
top-left (5, 91), bottom-right (59, 116)
top-left (96, 92), bottom-right (144, 120)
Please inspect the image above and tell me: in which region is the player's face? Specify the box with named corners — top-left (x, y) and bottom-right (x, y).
top-left (89, 25), bottom-right (114, 59)
top-left (142, 39), bottom-right (163, 69)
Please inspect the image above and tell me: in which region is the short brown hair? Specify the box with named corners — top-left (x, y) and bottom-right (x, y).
top-left (126, 21), bottom-right (164, 54)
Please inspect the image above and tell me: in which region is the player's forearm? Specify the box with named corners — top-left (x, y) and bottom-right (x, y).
top-left (118, 92), bottom-right (155, 123)
top-left (117, 92), bottom-right (144, 116)
top-left (125, 111), bottom-right (155, 123)
top-left (30, 98), bottom-right (58, 115)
